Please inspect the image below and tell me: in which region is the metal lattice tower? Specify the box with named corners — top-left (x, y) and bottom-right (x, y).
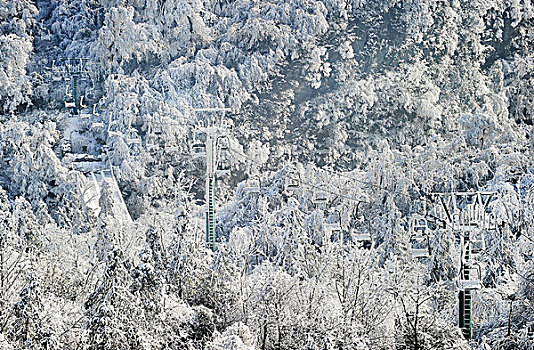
top-left (428, 191), bottom-right (497, 340)
top-left (193, 108), bottom-right (231, 251)
top-left (205, 127), bottom-right (217, 251)
top-left (459, 240), bottom-right (473, 339)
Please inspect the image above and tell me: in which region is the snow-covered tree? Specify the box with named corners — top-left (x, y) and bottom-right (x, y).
top-left (0, 0), bottom-right (37, 112)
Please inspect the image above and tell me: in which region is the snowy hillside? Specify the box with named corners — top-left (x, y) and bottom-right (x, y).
top-left (0, 0), bottom-right (534, 349)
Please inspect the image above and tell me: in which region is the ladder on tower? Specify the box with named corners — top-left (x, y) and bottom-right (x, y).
top-left (206, 175), bottom-right (216, 251)
top-left (460, 289), bottom-right (472, 339)
top-left (458, 235), bottom-right (481, 340)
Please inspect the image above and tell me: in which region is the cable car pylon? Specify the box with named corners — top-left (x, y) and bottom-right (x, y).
top-left (429, 191), bottom-right (497, 340)
top-left (192, 107), bottom-right (231, 251)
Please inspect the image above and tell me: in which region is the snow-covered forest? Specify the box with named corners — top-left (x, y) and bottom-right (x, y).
top-left (1, 0), bottom-right (534, 349)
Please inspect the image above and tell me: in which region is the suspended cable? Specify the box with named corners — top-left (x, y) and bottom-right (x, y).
top-left (227, 145), bottom-right (459, 231)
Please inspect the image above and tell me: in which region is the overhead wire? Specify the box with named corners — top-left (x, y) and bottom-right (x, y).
top-left (220, 122), bottom-right (534, 293)
top-left (165, 127), bottom-right (508, 250)
top-left (319, 165), bottom-right (420, 202)
top-left (225, 128), bottom-right (528, 246)
top-left (191, 105), bottom-right (534, 325)
top-left (287, 155), bottom-right (533, 282)
top-left (226, 144), bottom-right (457, 235)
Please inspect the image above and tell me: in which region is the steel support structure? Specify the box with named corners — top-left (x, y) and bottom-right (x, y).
top-left (459, 235), bottom-right (473, 339)
top-left (205, 128), bottom-right (217, 251)
top-left (194, 108), bottom-right (231, 251)
top-left (428, 191), bottom-right (497, 341)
